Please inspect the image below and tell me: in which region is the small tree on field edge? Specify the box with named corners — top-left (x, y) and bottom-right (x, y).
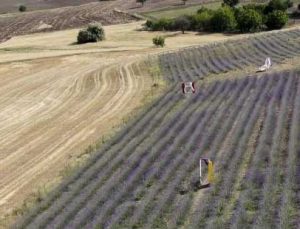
top-left (153, 36), bottom-right (165, 47)
top-left (182, 0), bottom-right (188, 5)
top-left (19, 5), bottom-right (27, 12)
top-left (211, 6), bottom-right (237, 32)
top-left (236, 8), bottom-right (263, 32)
top-left (265, 10), bottom-right (288, 29)
top-left (174, 16), bottom-right (191, 34)
top-left (137, 0), bottom-right (147, 7)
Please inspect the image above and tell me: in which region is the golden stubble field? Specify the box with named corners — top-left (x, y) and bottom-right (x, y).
top-left (0, 21), bottom-right (242, 227)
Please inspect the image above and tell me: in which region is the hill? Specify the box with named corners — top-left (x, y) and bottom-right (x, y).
top-left (0, 21), bottom-right (240, 228)
top-left (12, 26), bottom-right (300, 229)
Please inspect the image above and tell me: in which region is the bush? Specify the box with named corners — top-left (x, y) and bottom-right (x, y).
top-left (211, 6), bottom-right (237, 32)
top-left (145, 20), bottom-right (154, 30)
top-left (190, 11), bottom-right (213, 31)
top-left (174, 16), bottom-right (191, 33)
top-left (153, 36), bottom-right (165, 47)
top-left (145, 18), bottom-right (174, 31)
top-left (19, 5), bottom-right (26, 12)
top-left (77, 30), bottom-right (94, 44)
top-left (77, 23), bottom-right (105, 44)
top-left (223, 0), bottom-right (239, 7)
top-left (265, 10), bottom-right (288, 30)
top-left (236, 8), bottom-right (263, 32)
top-left (87, 23), bottom-right (105, 41)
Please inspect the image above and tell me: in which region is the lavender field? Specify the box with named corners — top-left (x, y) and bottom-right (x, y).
top-left (14, 28), bottom-right (300, 229)
top-left (160, 28), bottom-right (300, 81)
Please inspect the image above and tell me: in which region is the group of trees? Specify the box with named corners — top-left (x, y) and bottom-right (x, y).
top-left (146, 0), bottom-right (292, 33)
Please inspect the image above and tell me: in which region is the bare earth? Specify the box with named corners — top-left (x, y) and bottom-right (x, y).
top-left (0, 21), bottom-right (240, 227)
top-left (0, 0), bottom-right (210, 43)
top-left (0, 0), bottom-right (205, 13)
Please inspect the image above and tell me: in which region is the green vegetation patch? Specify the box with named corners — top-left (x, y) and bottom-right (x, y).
top-left (142, 2), bottom-right (221, 19)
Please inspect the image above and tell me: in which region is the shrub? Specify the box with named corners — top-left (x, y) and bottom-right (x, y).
top-left (265, 10), bottom-right (288, 30)
top-left (77, 30), bottom-right (94, 44)
top-left (153, 36), bottom-right (165, 47)
top-left (77, 23), bottom-right (105, 44)
top-left (155, 18), bottom-right (174, 30)
top-left (211, 6), bottom-right (237, 32)
top-left (236, 8), bottom-right (263, 32)
top-left (190, 11), bottom-right (213, 31)
top-left (87, 23), bottom-right (105, 41)
top-left (223, 0), bottom-right (239, 7)
top-left (19, 5), bottom-right (27, 12)
top-left (174, 16), bottom-right (191, 33)
top-left (145, 20), bottom-right (154, 30)
top-left (145, 18), bottom-right (174, 31)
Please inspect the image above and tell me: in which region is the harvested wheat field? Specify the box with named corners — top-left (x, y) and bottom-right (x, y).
top-left (0, 21), bottom-right (239, 227)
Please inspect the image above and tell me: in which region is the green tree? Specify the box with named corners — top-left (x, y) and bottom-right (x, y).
top-left (174, 16), bottom-right (191, 33)
top-left (223, 0), bottom-right (239, 7)
top-left (264, 0), bottom-right (289, 13)
top-left (265, 10), bottom-right (288, 30)
top-left (236, 8), bottom-right (263, 32)
top-left (19, 5), bottom-right (27, 12)
top-left (190, 11), bottom-right (213, 31)
top-left (137, 0), bottom-right (147, 7)
top-left (211, 6), bottom-right (237, 32)
top-left (153, 36), bottom-right (165, 47)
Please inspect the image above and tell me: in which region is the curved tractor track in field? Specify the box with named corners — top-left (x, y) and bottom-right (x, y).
top-left (13, 27), bottom-right (300, 229)
top-left (0, 56), bottom-right (152, 219)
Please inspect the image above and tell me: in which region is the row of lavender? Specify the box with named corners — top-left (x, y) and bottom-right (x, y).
top-left (160, 29), bottom-right (300, 82)
top-left (14, 70), bottom-right (300, 228)
top-left (188, 71), bottom-right (300, 229)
